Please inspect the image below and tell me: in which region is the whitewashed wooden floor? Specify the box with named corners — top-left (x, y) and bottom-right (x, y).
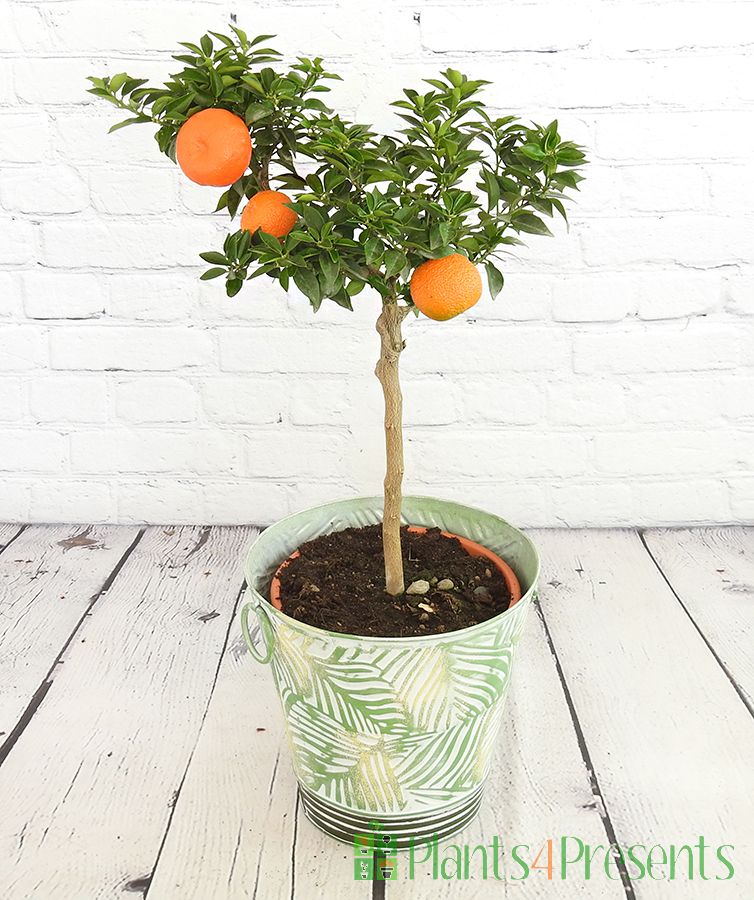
top-left (0, 524), bottom-right (752, 899)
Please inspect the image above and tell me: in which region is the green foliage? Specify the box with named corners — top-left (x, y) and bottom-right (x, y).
top-left (88, 29), bottom-right (586, 309)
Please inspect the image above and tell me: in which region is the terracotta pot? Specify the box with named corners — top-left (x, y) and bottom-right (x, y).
top-left (268, 524), bottom-right (522, 610)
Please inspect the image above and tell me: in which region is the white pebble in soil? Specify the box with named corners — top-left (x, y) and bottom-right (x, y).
top-left (406, 579), bottom-right (430, 595)
top-left (436, 578), bottom-right (455, 591)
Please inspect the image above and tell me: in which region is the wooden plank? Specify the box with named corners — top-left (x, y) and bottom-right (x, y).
top-left (391, 596), bottom-right (626, 898)
top-left (147, 618), bottom-right (370, 899)
top-left (530, 529), bottom-right (754, 899)
top-left (0, 524), bottom-right (24, 552)
top-left (0, 525), bottom-right (255, 900)
top-left (643, 527), bottom-right (754, 711)
top-left (0, 524), bottom-right (141, 744)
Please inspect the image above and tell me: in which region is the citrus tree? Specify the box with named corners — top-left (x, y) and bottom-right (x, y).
top-left (88, 27), bottom-right (587, 596)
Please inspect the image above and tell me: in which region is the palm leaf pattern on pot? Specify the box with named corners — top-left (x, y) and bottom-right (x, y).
top-left (286, 700), bottom-right (405, 810)
top-left (266, 595), bottom-right (530, 813)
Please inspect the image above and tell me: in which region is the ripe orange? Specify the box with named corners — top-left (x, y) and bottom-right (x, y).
top-left (240, 190), bottom-right (298, 239)
top-left (409, 253), bottom-right (483, 320)
top-left (176, 108), bottom-right (252, 187)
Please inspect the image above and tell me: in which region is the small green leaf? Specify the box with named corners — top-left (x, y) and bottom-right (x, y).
top-left (199, 251), bottom-right (228, 265)
top-left (201, 267), bottom-right (226, 280)
top-left (513, 212), bottom-right (552, 236)
top-left (226, 277), bottom-right (243, 297)
top-left (383, 249), bottom-right (406, 277)
top-left (485, 261), bottom-right (504, 298)
top-left (293, 268), bottom-right (321, 304)
top-left (108, 117), bottom-right (149, 133)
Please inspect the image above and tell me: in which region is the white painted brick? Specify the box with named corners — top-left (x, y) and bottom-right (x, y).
top-left (219, 328), bottom-right (362, 374)
top-left (0, 326), bottom-right (47, 371)
top-left (30, 375), bottom-right (108, 423)
top-left (115, 378), bottom-right (198, 423)
top-left (0, 377), bottom-right (24, 421)
top-left (0, 112), bottom-right (50, 163)
top-left (287, 481), bottom-right (356, 516)
top-left (729, 478), bottom-right (754, 522)
top-left (722, 375), bottom-right (754, 423)
top-left (723, 274), bottom-right (754, 316)
top-left (202, 376), bottom-right (284, 425)
top-left (404, 328), bottom-right (570, 374)
top-left (461, 377), bottom-right (544, 426)
top-left (245, 430), bottom-right (349, 479)
top-left (634, 271), bottom-right (721, 320)
top-left (0, 218), bottom-right (38, 266)
top-left (0, 482), bottom-right (30, 521)
top-left (203, 481), bottom-right (289, 525)
top-left (0, 429), bottom-right (67, 472)
top-left (594, 431), bottom-right (745, 477)
top-left (551, 482), bottom-right (634, 527)
top-left (0, 3), bottom-right (22, 52)
top-left (49, 326), bottom-right (213, 371)
top-left (54, 112), bottom-right (169, 166)
top-left (597, 112), bottom-right (753, 162)
top-left (30, 480), bottom-right (114, 522)
top-left (634, 480), bottom-right (730, 525)
top-left (581, 215), bottom-right (754, 268)
top-left (89, 167), bottom-right (178, 215)
top-left (599, 2), bottom-right (754, 52)
top-left (707, 164), bottom-right (754, 213)
top-left (290, 378), bottom-right (354, 426)
top-left (34, 2), bottom-right (227, 53)
top-left (402, 378), bottom-right (461, 426)
top-left (22, 271), bottom-right (104, 320)
top-left (627, 374), bottom-right (726, 426)
top-left (548, 379), bottom-right (626, 426)
top-left (408, 432), bottom-right (591, 479)
top-left (106, 272), bottom-right (197, 322)
top-left (41, 218), bottom-right (226, 269)
top-left (551, 274), bottom-right (636, 323)
top-left (13, 57), bottom-right (98, 105)
top-left (573, 326), bottom-right (742, 374)
top-left (0, 273), bottom-right (23, 317)
top-left (71, 429), bottom-right (241, 475)
top-left (423, 482), bottom-right (549, 529)
top-left (469, 275), bottom-right (551, 322)
top-left (618, 164), bottom-right (708, 213)
top-left (1, 166), bottom-right (88, 214)
top-left (421, 4), bottom-right (590, 52)
top-left (118, 480), bottom-right (201, 524)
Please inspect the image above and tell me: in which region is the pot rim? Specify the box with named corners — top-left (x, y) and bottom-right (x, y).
top-left (244, 494), bottom-right (540, 646)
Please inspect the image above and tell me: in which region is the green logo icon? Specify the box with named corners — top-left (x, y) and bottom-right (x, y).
top-left (353, 821), bottom-right (398, 880)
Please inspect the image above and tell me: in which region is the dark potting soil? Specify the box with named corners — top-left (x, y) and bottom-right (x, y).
top-left (274, 524), bottom-right (512, 638)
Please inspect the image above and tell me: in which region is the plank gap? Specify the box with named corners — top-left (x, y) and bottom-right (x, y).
top-left (143, 576), bottom-right (248, 899)
top-left (534, 596), bottom-right (637, 900)
top-left (638, 530), bottom-right (754, 720)
top-left (0, 524), bottom-right (26, 556)
top-left (0, 526), bottom-right (145, 768)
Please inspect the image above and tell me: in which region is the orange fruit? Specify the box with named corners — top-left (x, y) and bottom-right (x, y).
top-left (176, 108), bottom-right (252, 187)
top-left (409, 253), bottom-right (483, 320)
top-left (240, 190), bottom-right (298, 239)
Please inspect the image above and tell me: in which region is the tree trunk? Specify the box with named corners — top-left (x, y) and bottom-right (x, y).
top-left (375, 300), bottom-right (409, 595)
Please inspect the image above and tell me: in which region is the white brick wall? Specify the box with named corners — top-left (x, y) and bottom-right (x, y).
top-left (1, 0), bottom-right (752, 527)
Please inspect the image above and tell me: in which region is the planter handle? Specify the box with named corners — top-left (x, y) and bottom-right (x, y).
top-left (240, 600), bottom-right (275, 665)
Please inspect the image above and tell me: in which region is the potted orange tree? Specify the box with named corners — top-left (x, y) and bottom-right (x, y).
top-left (88, 26), bottom-right (586, 847)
